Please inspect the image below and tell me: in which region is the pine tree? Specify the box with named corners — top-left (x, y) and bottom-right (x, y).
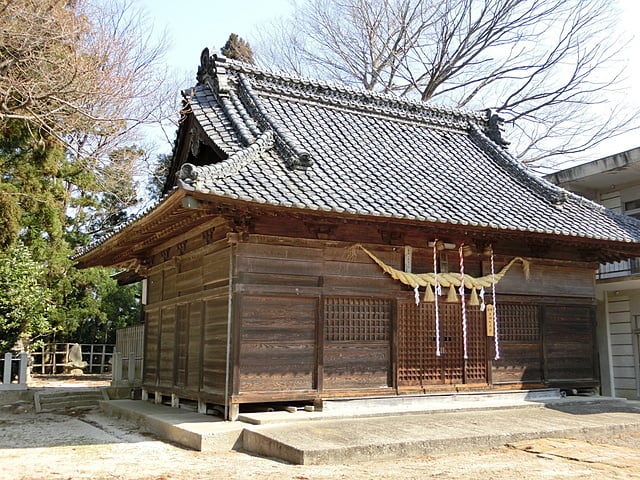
top-left (221, 33), bottom-right (256, 64)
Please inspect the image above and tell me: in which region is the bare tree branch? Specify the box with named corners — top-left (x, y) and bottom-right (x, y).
top-left (253, 0), bottom-right (638, 164)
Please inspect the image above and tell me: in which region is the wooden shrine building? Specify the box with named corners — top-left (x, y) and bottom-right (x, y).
top-left (75, 50), bottom-right (640, 420)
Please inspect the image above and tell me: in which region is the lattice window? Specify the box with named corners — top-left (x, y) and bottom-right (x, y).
top-left (324, 297), bottom-right (391, 342)
top-left (397, 300), bottom-right (487, 386)
top-left (498, 304), bottom-right (540, 342)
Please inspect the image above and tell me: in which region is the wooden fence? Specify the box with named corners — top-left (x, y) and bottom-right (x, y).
top-left (30, 343), bottom-right (115, 375)
top-left (0, 353), bottom-right (28, 390)
top-left (112, 325), bottom-right (144, 387)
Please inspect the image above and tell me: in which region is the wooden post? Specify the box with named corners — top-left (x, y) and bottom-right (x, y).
top-left (101, 344), bottom-right (107, 374)
top-left (228, 403), bottom-right (239, 421)
top-left (89, 344), bottom-right (95, 373)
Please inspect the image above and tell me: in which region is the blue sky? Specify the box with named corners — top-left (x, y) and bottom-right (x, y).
top-left (136, 0), bottom-right (640, 162)
top-left (137, 0), bottom-right (292, 81)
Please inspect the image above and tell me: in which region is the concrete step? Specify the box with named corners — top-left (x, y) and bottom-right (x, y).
top-left (100, 399), bottom-right (245, 452)
top-left (238, 389), bottom-right (564, 425)
top-left (242, 399), bottom-right (640, 465)
top-left (320, 388), bottom-right (563, 413)
top-left (34, 389), bottom-right (109, 413)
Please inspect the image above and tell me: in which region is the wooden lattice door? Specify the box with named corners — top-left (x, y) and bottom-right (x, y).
top-left (397, 299), bottom-right (487, 388)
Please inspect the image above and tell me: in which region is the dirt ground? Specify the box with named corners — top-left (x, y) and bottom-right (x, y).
top-left (2, 406), bottom-right (640, 480)
top-left (2, 375), bottom-right (640, 479)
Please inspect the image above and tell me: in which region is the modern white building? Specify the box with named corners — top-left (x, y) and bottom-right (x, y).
top-left (546, 147), bottom-right (640, 399)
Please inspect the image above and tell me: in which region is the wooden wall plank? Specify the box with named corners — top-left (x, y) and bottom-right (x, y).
top-left (238, 294), bottom-right (318, 393)
top-left (542, 305), bottom-right (597, 383)
top-left (143, 309), bottom-right (159, 384)
top-left (202, 296), bottom-right (229, 393)
top-left (158, 306), bottom-right (175, 388)
top-left (488, 261), bottom-right (595, 298)
top-left (187, 301), bottom-right (203, 390)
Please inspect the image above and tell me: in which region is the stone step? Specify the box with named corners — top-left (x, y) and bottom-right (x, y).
top-left (34, 389), bottom-right (109, 413)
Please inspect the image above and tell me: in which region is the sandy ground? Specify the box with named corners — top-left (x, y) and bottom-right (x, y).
top-left (2, 375), bottom-right (640, 479)
top-left (2, 406), bottom-right (640, 480)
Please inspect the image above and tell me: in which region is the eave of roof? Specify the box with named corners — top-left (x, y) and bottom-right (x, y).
top-left (74, 51), bottom-right (640, 269)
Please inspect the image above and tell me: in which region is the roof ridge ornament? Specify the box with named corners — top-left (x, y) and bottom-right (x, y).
top-left (484, 109), bottom-right (510, 149)
top-left (197, 48), bottom-right (230, 94)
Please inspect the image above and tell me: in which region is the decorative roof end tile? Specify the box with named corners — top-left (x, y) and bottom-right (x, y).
top-left (484, 109), bottom-right (510, 149)
top-left (197, 48), bottom-right (230, 94)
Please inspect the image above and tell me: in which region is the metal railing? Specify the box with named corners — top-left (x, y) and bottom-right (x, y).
top-left (597, 258), bottom-right (640, 280)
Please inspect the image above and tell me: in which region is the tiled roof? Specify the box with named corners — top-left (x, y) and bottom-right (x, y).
top-left (175, 52), bottom-right (640, 245)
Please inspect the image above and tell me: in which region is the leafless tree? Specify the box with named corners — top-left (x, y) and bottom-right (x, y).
top-left (254, 0), bottom-right (638, 165)
top-left (0, 0), bottom-right (179, 188)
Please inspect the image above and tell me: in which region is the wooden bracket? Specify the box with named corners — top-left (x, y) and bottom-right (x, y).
top-left (305, 221), bottom-right (337, 240)
top-left (202, 227), bottom-right (217, 244)
top-left (379, 229), bottom-right (405, 244)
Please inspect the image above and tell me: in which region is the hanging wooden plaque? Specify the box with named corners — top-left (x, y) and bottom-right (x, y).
top-left (486, 304), bottom-right (495, 337)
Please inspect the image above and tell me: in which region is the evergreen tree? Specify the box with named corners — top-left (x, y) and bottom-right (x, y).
top-left (0, 0), bottom-right (167, 349)
top-left (221, 33), bottom-right (256, 64)
top-left (147, 153), bottom-right (173, 201)
top-left (0, 243), bottom-right (52, 352)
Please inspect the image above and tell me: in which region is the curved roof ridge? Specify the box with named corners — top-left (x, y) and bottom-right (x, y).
top-left (227, 89), bottom-right (263, 141)
top-left (209, 53), bottom-right (488, 129)
top-left (468, 124), bottom-right (572, 207)
top-left (217, 93), bottom-right (258, 146)
top-left (178, 129), bottom-right (274, 191)
top-left (236, 73), bottom-right (312, 170)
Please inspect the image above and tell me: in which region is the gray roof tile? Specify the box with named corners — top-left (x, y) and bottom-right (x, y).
top-left (172, 56), bottom-right (640, 248)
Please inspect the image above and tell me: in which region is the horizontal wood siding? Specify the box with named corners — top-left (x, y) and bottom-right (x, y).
top-left (236, 242), bottom-right (322, 288)
top-left (607, 294), bottom-right (638, 398)
top-left (238, 294), bottom-right (317, 392)
top-left (543, 305), bottom-right (597, 383)
top-left (323, 297), bottom-right (392, 389)
top-left (492, 262), bottom-right (594, 298)
top-left (323, 245), bottom-right (402, 293)
top-left (492, 303), bottom-right (542, 384)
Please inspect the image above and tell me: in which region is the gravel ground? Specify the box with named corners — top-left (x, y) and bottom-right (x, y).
top-left (2, 406), bottom-right (640, 480)
top-left (2, 376), bottom-right (640, 479)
